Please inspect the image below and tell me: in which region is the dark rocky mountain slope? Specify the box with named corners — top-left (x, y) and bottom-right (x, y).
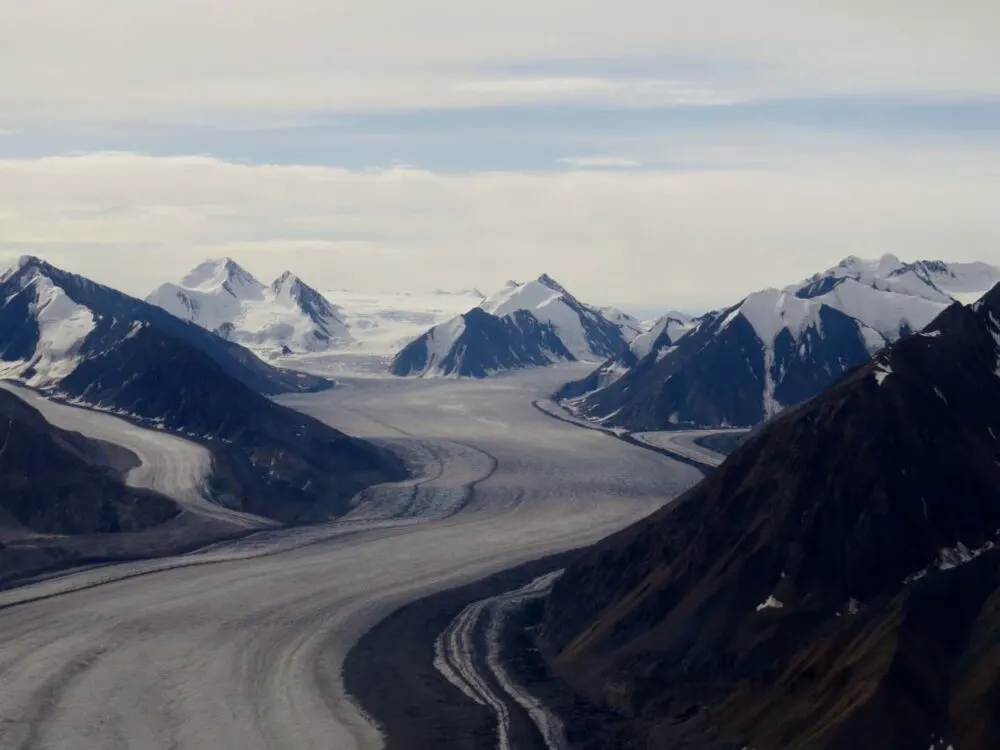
top-left (391, 307), bottom-right (574, 377)
top-left (539, 287), bottom-right (1000, 750)
top-left (0, 388), bottom-right (177, 536)
top-left (0, 255), bottom-right (326, 394)
top-left (0, 256), bottom-right (406, 525)
top-left (561, 255), bottom-right (1000, 430)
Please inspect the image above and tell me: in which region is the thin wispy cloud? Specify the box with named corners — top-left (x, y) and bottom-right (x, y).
top-left (558, 156), bottom-right (641, 168)
top-left (2, 0), bottom-right (999, 127)
top-left (458, 77), bottom-right (614, 95)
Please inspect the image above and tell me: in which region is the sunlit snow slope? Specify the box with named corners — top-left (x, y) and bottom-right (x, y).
top-left (148, 258), bottom-right (352, 355)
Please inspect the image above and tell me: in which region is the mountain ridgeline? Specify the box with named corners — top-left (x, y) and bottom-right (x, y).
top-left (147, 258), bottom-right (352, 355)
top-left (560, 254), bottom-right (1000, 430)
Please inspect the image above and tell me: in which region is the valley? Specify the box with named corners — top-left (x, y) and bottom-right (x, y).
top-left (0, 366), bottom-right (705, 750)
top-left (2, 252), bottom-right (999, 750)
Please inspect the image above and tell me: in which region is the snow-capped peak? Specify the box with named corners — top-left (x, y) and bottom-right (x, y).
top-left (477, 276), bottom-right (630, 360)
top-left (481, 278), bottom-right (564, 317)
top-left (833, 253), bottom-right (904, 279)
top-left (800, 254), bottom-right (1000, 307)
top-left (148, 260), bottom-right (350, 354)
top-left (271, 270), bottom-right (303, 299)
top-left (629, 313), bottom-right (695, 359)
top-left (181, 257), bottom-right (265, 300)
top-left (723, 288), bottom-right (819, 345)
top-left (0, 258), bottom-right (97, 388)
top-left (537, 273), bottom-right (570, 295)
top-left (0, 254), bottom-right (43, 283)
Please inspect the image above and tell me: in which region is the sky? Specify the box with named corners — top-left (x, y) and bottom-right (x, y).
top-left (1, 0), bottom-right (999, 311)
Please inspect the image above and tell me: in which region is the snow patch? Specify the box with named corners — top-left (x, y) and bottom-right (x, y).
top-left (874, 363), bottom-right (893, 386)
top-left (422, 315), bottom-right (467, 376)
top-left (904, 536), bottom-right (998, 584)
top-left (756, 595), bottom-right (784, 611)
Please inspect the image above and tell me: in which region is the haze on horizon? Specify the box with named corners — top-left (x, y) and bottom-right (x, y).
top-left (1, 0), bottom-right (999, 310)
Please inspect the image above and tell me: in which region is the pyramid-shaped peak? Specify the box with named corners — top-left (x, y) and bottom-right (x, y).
top-left (536, 273), bottom-right (569, 294)
top-left (271, 270), bottom-right (328, 298)
top-left (271, 270), bottom-right (315, 300)
top-left (181, 257), bottom-right (262, 292)
top-left (1, 254), bottom-right (44, 280)
top-left (272, 269), bottom-right (301, 289)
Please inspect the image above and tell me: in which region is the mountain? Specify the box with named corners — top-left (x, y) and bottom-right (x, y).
top-left (390, 307), bottom-right (574, 377)
top-left (480, 274), bottom-right (635, 360)
top-left (539, 286), bottom-right (1000, 750)
top-left (560, 312), bottom-right (697, 396)
top-left (0, 387), bottom-right (177, 537)
top-left (148, 258), bottom-right (352, 355)
top-left (803, 254), bottom-right (1000, 305)
top-left (596, 305), bottom-right (645, 342)
top-left (0, 256), bottom-right (325, 395)
top-left (0, 256), bottom-right (405, 524)
top-left (391, 274), bottom-right (635, 378)
top-left (561, 255), bottom-right (1000, 429)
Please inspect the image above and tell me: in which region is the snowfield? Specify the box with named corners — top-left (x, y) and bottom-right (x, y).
top-left (0, 365), bottom-right (702, 750)
top-left (269, 288), bottom-right (487, 376)
top-left (320, 288), bottom-right (485, 356)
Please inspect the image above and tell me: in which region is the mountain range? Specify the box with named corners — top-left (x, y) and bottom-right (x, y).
top-left (559, 254), bottom-right (1000, 429)
top-left (0, 256), bottom-right (405, 531)
top-left (391, 274), bottom-right (640, 377)
top-left (148, 258), bottom-right (352, 355)
top-left (539, 281), bottom-right (1000, 750)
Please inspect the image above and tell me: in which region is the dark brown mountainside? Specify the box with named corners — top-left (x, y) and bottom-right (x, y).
top-left (540, 287), bottom-right (1000, 750)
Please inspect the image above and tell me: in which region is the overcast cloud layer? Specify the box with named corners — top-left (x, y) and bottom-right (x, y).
top-left (1, 0), bottom-right (999, 310)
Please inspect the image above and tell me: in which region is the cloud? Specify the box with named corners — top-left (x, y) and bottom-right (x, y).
top-left (453, 77), bottom-right (736, 106)
top-left (1, 0), bottom-right (998, 126)
top-left (2, 152), bottom-right (999, 310)
top-left (458, 77), bottom-right (614, 95)
top-left (558, 156), bottom-right (641, 168)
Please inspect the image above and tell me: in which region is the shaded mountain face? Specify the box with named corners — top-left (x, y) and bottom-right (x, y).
top-left (0, 257), bottom-right (404, 524)
top-left (391, 307), bottom-right (574, 377)
top-left (53, 315), bottom-right (405, 524)
top-left (540, 286), bottom-right (1000, 750)
top-left (0, 256), bottom-right (326, 395)
top-left (148, 258), bottom-right (352, 355)
top-left (392, 274), bottom-right (635, 378)
top-left (479, 274), bottom-right (633, 361)
top-left (0, 388), bottom-right (178, 536)
top-left (562, 255), bottom-right (1000, 429)
top-left (558, 312), bottom-right (697, 401)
